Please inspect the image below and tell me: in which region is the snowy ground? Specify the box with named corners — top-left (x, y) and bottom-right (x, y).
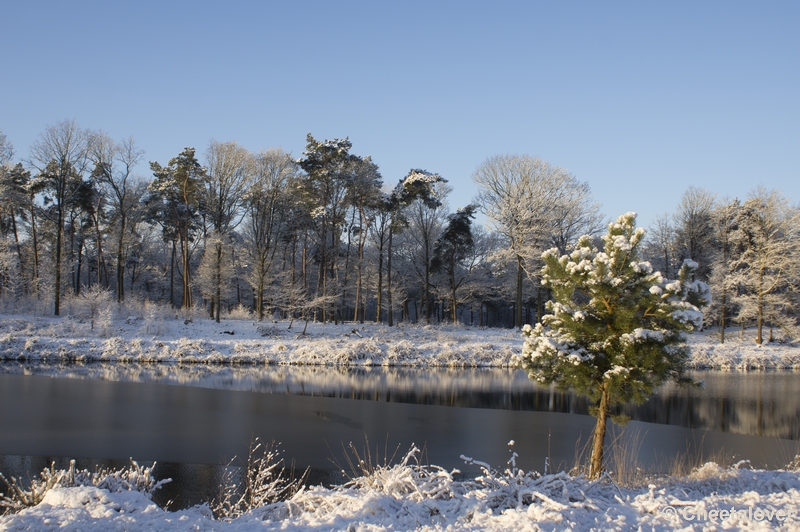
top-left (2, 450), bottom-right (799, 531)
top-left (0, 310), bottom-right (798, 369)
top-left (1, 309), bottom-right (800, 530)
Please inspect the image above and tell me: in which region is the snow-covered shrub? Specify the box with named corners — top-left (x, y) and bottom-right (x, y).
top-left (340, 444), bottom-right (459, 502)
top-left (212, 438), bottom-right (307, 520)
top-left (787, 454), bottom-right (800, 472)
top-left (225, 303), bottom-right (253, 321)
top-left (77, 285), bottom-right (113, 331)
top-left (141, 299), bottom-right (170, 336)
top-left (0, 459), bottom-right (168, 514)
top-left (97, 306), bottom-right (114, 337)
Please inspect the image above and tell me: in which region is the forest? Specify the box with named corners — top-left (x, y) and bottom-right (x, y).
top-left (0, 121), bottom-right (797, 344)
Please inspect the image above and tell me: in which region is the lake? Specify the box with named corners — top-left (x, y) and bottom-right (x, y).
top-left (0, 363), bottom-right (798, 509)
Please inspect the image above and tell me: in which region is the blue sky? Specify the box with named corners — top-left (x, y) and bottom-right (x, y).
top-left (2, 0), bottom-right (798, 228)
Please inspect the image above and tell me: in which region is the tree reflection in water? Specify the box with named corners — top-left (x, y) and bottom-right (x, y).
top-left (1, 362), bottom-right (798, 439)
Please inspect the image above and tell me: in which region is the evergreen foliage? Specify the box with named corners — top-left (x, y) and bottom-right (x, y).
top-left (518, 212), bottom-right (709, 477)
top-left (432, 204), bottom-right (477, 323)
top-left (146, 147), bottom-right (208, 308)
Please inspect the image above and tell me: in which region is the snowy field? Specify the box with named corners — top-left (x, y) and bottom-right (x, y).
top-left (1, 310), bottom-right (800, 530)
top-left (0, 310), bottom-right (799, 369)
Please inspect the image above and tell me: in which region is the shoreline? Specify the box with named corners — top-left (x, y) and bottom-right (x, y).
top-left (1, 313), bottom-right (799, 370)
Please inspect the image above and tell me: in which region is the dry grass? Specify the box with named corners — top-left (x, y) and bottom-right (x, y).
top-left (562, 426), bottom-right (745, 488)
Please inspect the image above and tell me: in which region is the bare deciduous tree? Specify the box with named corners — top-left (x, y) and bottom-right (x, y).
top-left (90, 133), bottom-right (145, 302)
top-left (729, 187), bottom-right (800, 344)
top-left (244, 148), bottom-right (298, 321)
top-left (203, 140), bottom-right (255, 322)
top-left (673, 187), bottom-right (717, 282)
top-left (29, 120), bottom-right (93, 315)
top-left (473, 155), bottom-right (602, 328)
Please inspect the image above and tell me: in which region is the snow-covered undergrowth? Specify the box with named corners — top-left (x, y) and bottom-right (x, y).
top-left (0, 310), bottom-right (800, 369)
top-left (0, 312), bottom-right (520, 367)
top-left (1, 311), bottom-right (799, 369)
top-left (686, 332), bottom-right (800, 370)
top-left (0, 459), bottom-right (167, 514)
top-left (2, 447), bottom-right (799, 531)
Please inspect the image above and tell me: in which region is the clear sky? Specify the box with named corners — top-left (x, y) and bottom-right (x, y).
top-left (2, 0), bottom-right (798, 229)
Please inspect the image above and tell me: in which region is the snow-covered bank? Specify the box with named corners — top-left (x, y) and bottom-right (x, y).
top-left (2, 451), bottom-right (799, 531)
top-left (0, 313), bottom-right (519, 367)
top-left (0, 313), bottom-right (799, 369)
top-left (686, 333), bottom-right (800, 370)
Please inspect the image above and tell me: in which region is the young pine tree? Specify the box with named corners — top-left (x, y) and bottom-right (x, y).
top-left (518, 213), bottom-right (709, 478)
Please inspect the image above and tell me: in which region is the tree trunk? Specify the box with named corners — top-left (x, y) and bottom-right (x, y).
top-left (94, 202), bottom-right (104, 289)
top-left (537, 284), bottom-right (544, 324)
top-left (256, 257), bottom-right (265, 321)
top-left (756, 266), bottom-right (764, 344)
top-left (515, 255), bottom-right (523, 328)
top-left (450, 282), bottom-right (457, 324)
top-left (30, 202), bottom-right (40, 295)
top-left (354, 229), bottom-right (365, 323)
top-left (342, 211), bottom-right (354, 322)
top-left (719, 287), bottom-right (726, 344)
top-left (376, 243), bottom-right (384, 323)
top-left (170, 240), bottom-right (176, 308)
top-left (116, 215), bottom-right (126, 302)
top-left (215, 241), bottom-right (222, 323)
top-left (182, 234), bottom-right (191, 309)
top-left (75, 239), bottom-right (83, 295)
top-left (54, 205), bottom-right (63, 316)
top-left (9, 209), bottom-right (27, 295)
top-left (387, 225), bottom-right (394, 326)
top-left (589, 386), bottom-right (610, 479)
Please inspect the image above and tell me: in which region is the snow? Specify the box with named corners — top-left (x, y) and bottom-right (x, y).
top-left (1, 311), bottom-right (800, 529)
top-left (0, 313), bottom-right (520, 368)
top-left (2, 453), bottom-right (799, 531)
top-left (0, 312), bottom-right (798, 370)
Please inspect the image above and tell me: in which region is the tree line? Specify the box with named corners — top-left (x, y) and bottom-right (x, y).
top-left (645, 187), bottom-right (800, 344)
top-left (0, 121), bottom-right (797, 341)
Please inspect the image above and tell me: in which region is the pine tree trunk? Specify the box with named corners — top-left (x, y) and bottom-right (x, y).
top-left (30, 202), bottom-right (40, 295)
top-left (450, 279), bottom-right (457, 324)
top-left (10, 209), bottom-right (28, 296)
top-left (375, 248), bottom-right (383, 323)
top-left (515, 256), bottom-right (523, 328)
top-left (387, 225), bottom-right (394, 326)
top-left (354, 234), bottom-right (365, 323)
top-left (182, 234), bottom-right (191, 309)
top-left (589, 386), bottom-right (610, 479)
top-left (170, 240), bottom-right (176, 308)
top-left (54, 205), bottom-right (63, 316)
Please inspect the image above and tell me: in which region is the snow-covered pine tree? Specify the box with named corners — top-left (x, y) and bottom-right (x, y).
top-left (517, 213), bottom-right (709, 478)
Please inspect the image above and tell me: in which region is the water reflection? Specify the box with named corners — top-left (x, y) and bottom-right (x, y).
top-left (1, 371), bottom-right (799, 511)
top-left (1, 362), bottom-right (798, 439)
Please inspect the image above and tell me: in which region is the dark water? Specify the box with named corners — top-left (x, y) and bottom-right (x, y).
top-left (0, 365), bottom-right (798, 510)
top-left (2, 363), bottom-right (799, 438)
